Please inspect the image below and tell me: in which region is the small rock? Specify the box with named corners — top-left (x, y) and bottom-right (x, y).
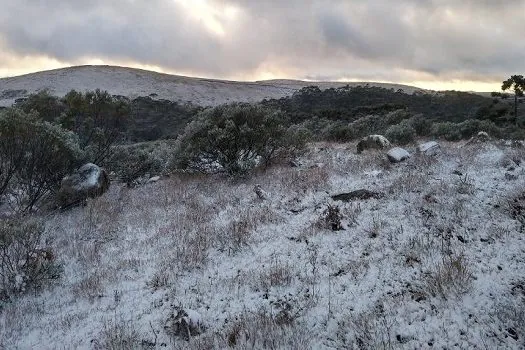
top-left (418, 141), bottom-right (440, 155)
top-left (148, 176), bottom-right (161, 183)
top-left (254, 184), bottom-right (269, 200)
top-left (387, 147), bottom-right (410, 163)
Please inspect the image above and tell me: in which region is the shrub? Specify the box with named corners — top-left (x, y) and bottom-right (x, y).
top-left (431, 121), bottom-right (463, 141)
top-left (385, 119), bottom-right (416, 145)
top-left (0, 218), bottom-right (61, 299)
top-left (174, 103), bottom-right (306, 176)
top-left (0, 108), bottom-right (83, 212)
top-left (104, 140), bottom-right (176, 185)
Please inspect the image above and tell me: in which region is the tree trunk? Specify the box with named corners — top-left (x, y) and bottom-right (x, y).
top-left (515, 93), bottom-right (518, 126)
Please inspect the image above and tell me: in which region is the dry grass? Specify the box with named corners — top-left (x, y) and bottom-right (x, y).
top-left (421, 254), bottom-right (474, 300)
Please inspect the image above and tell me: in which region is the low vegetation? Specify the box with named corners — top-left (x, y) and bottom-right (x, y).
top-left (1, 81), bottom-right (525, 348)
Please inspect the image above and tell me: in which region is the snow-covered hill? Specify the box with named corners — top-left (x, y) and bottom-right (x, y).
top-left (0, 65), bottom-right (425, 107)
top-left (2, 140), bottom-right (525, 349)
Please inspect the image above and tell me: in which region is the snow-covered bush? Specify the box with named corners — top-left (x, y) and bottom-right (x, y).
top-left (174, 103), bottom-right (307, 176)
top-left (0, 218), bottom-right (61, 299)
top-left (385, 119), bottom-right (416, 145)
top-left (0, 108), bottom-right (83, 212)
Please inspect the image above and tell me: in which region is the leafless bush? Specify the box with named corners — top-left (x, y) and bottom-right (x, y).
top-left (316, 204), bottom-right (343, 231)
top-left (93, 317), bottom-right (141, 350)
top-left (256, 259), bottom-right (294, 291)
top-left (334, 306), bottom-right (396, 350)
top-left (455, 174), bottom-right (475, 195)
top-left (221, 307), bottom-right (313, 349)
top-left (0, 217), bottom-right (61, 298)
top-left (421, 254), bottom-right (474, 300)
top-left (506, 188), bottom-right (525, 227)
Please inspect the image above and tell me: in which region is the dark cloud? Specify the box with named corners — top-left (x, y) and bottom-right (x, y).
top-left (0, 0), bottom-right (524, 83)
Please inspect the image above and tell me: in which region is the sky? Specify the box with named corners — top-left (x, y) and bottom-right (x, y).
top-left (0, 0), bottom-right (524, 91)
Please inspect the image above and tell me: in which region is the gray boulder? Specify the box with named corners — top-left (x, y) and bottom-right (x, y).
top-left (418, 141), bottom-right (440, 155)
top-left (387, 147), bottom-right (410, 163)
top-left (58, 163), bottom-right (110, 207)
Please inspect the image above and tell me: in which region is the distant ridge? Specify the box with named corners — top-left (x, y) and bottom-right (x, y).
top-left (0, 65), bottom-right (426, 107)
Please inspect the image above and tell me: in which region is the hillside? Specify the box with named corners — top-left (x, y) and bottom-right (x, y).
top-left (0, 65), bottom-right (425, 107)
top-left (2, 140), bottom-right (525, 349)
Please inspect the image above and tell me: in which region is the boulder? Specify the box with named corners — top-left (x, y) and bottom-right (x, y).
top-left (58, 163), bottom-right (110, 207)
top-left (387, 147), bottom-right (410, 163)
top-left (417, 141), bottom-right (440, 155)
top-left (356, 135), bottom-right (391, 154)
top-left (476, 131), bottom-right (490, 141)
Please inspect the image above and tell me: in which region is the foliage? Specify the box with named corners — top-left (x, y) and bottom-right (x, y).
top-left (104, 140), bottom-right (176, 185)
top-left (0, 217), bottom-right (61, 299)
top-left (385, 119), bottom-right (416, 145)
top-left (59, 89), bottom-right (130, 163)
top-left (0, 109), bottom-right (83, 212)
top-left (175, 103), bottom-right (307, 175)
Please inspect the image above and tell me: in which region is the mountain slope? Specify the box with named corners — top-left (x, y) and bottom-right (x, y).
top-left (0, 65), bottom-right (424, 107)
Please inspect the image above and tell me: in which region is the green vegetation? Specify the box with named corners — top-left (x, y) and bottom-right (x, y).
top-left (174, 103), bottom-right (309, 176)
top-left (0, 109), bottom-right (83, 212)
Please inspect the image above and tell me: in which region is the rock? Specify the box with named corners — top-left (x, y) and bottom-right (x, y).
top-left (332, 189), bottom-right (383, 202)
top-left (356, 135), bottom-right (391, 154)
top-left (476, 131), bottom-right (490, 141)
top-left (58, 163), bottom-right (110, 207)
top-left (387, 147), bottom-right (410, 163)
top-left (418, 141), bottom-right (440, 155)
top-left (147, 176), bottom-right (161, 183)
top-left (254, 184), bottom-right (269, 200)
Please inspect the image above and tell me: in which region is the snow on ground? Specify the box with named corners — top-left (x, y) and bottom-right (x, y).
top-left (1, 140), bottom-right (525, 349)
top-left (0, 65), bottom-right (425, 107)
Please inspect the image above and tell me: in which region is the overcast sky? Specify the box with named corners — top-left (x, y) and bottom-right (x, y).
top-left (1, 0), bottom-right (524, 91)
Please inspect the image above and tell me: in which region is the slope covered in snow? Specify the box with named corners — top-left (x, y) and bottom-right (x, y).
top-left (1, 140), bottom-right (525, 349)
top-left (0, 65), bottom-right (425, 107)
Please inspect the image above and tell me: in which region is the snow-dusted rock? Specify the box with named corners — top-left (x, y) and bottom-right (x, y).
top-left (254, 184), bottom-right (270, 200)
top-left (356, 135), bottom-right (391, 154)
top-left (387, 147), bottom-right (410, 163)
top-left (418, 141), bottom-right (440, 155)
top-left (476, 131), bottom-right (489, 141)
top-left (58, 163), bottom-right (110, 207)
top-left (147, 176), bottom-right (161, 183)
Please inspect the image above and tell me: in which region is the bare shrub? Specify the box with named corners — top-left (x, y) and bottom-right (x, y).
top-left (421, 254), bottom-right (474, 300)
top-left (455, 174), bottom-right (475, 195)
top-left (93, 317), bottom-right (141, 350)
top-left (334, 306), bottom-right (396, 349)
top-left (0, 218), bottom-right (61, 298)
top-left (506, 188), bottom-right (525, 227)
top-left (256, 259), bottom-right (294, 291)
top-left (221, 308), bottom-right (313, 349)
top-left (316, 204), bottom-right (343, 231)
